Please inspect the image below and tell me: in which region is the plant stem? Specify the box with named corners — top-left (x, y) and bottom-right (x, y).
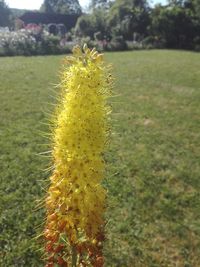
top-left (72, 246), bottom-right (77, 267)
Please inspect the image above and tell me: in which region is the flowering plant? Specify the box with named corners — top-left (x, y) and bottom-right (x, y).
top-left (44, 44), bottom-right (113, 267)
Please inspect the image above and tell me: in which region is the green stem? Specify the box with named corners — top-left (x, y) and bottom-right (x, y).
top-left (72, 246), bottom-right (77, 267)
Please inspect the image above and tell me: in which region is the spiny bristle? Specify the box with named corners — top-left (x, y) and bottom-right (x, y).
top-left (43, 45), bottom-right (113, 267)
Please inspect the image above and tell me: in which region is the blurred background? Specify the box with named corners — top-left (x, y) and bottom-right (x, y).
top-left (0, 0), bottom-right (200, 55)
top-left (0, 1), bottom-right (200, 267)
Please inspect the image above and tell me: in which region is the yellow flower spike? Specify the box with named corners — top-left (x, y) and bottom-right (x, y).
top-left (72, 45), bottom-right (82, 56)
top-left (43, 45), bottom-right (113, 267)
top-left (90, 47), bottom-right (97, 55)
top-left (83, 43), bottom-right (88, 52)
top-left (64, 56), bottom-right (76, 64)
top-left (95, 54), bottom-right (104, 63)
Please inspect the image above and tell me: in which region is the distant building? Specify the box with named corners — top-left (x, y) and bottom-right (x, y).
top-left (17, 12), bottom-right (79, 32)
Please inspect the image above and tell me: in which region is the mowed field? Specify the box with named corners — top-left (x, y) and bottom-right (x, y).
top-left (0, 50), bottom-right (200, 267)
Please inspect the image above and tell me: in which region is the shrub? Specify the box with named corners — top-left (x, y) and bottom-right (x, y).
top-left (194, 36), bottom-right (200, 52)
top-left (142, 36), bottom-right (166, 49)
top-left (38, 34), bottom-right (60, 55)
top-left (105, 36), bottom-right (127, 51)
top-left (126, 41), bottom-right (143, 50)
top-left (0, 29), bottom-right (74, 56)
top-left (0, 30), bottom-right (37, 56)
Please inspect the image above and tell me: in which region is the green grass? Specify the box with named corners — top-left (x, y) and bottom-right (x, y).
top-left (0, 50), bottom-right (200, 267)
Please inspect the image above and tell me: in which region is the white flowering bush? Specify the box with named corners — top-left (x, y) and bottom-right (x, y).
top-left (0, 29), bottom-right (37, 56)
top-left (0, 28), bottom-right (75, 56)
top-left (0, 27), bottom-right (131, 56)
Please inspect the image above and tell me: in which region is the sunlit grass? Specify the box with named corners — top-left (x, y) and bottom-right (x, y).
top-left (0, 50), bottom-right (200, 266)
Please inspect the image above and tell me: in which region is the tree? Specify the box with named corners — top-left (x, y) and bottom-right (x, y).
top-left (193, 0), bottom-right (200, 14)
top-left (75, 14), bottom-right (96, 37)
top-left (168, 0), bottom-right (185, 6)
top-left (75, 8), bottom-right (108, 39)
top-left (40, 0), bottom-right (82, 15)
top-left (0, 0), bottom-right (10, 27)
top-left (185, 0), bottom-right (200, 19)
top-left (150, 4), bottom-right (196, 49)
top-left (75, 0), bottom-right (112, 39)
top-left (108, 0), bottom-right (150, 40)
top-left (40, 0), bottom-right (53, 13)
top-left (90, 0), bottom-right (110, 10)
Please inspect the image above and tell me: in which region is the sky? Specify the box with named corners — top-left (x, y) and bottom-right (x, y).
top-left (5, 0), bottom-right (167, 10)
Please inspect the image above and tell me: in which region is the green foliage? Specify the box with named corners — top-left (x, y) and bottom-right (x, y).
top-left (40, 0), bottom-right (82, 14)
top-left (10, 8), bottom-right (27, 17)
top-left (193, 0), bottom-right (200, 16)
top-left (150, 4), bottom-right (196, 49)
top-left (1, 51), bottom-right (200, 266)
top-left (106, 35), bottom-right (127, 50)
top-left (1, 0), bottom-right (200, 51)
top-left (0, 30), bottom-right (71, 56)
top-left (75, 8), bottom-right (108, 38)
top-left (108, 0), bottom-right (150, 39)
top-left (75, 0), bottom-right (150, 41)
top-left (90, 0), bottom-right (110, 10)
top-left (75, 15), bottom-right (96, 38)
top-left (0, 0), bottom-right (10, 26)
top-left (73, 0), bottom-right (200, 50)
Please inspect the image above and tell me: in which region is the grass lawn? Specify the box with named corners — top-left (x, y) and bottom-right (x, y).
top-left (0, 50), bottom-right (200, 267)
